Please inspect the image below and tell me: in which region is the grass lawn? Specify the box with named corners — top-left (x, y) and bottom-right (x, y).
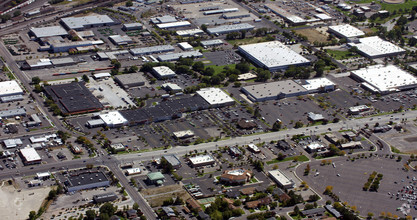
top-left (206, 64), bottom-right (237, 75)
top-left (266, 155), bottom-right (309, 165)
top-left (326, 49), bottom-right (360, 60)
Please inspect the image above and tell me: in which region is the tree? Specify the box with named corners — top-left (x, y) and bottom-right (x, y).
top-left (99, 202), bottom-right (117, 217)
top-left (294, 121), bottom-right (304, 128)
top-left (126, 0), bottom-right (133, 6)
top-left (233, 199), bottom-right (242, 206)
top-left (32, 76), bottom-right (41, 85)
top-left (324, 185), bottom-right (333, 194)
top-left (13, 10), bottom-right (21, 17)
top-left (304, 164), bottom-right (310, 175)
top-left (201, 24), bottom-right (208, 32)
top-left (28, 211), bottom-right (36, 220)
top-left (85, 210), bottom-right (96, 220)
top-left (192, 61), bottom-right (205, 72)
top-left (254, 107), bottom-right (262, 118)
top-left (82, 74), bottom-right (89, 82)
top-left (272, 121), bottom-right (282, 131)
top-left (235, 62), bottom-right (250, 73)
top-left (293, 206), bottom-right (300, 215)
top-left (129, 65), bottom-right (139, 73)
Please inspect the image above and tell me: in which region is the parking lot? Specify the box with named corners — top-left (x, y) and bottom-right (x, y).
top-left (300, 155), bottom-right (417, 217)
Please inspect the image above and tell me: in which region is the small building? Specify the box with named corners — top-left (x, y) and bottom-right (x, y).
top-left (308, 112), bottom-right (325, 121)
top-left (0, 108), bottom-right (26, 118)
top-left (0, 81), bottom-right (24, 97)
top-left (248, 144), bottom-right (261, 153)
top-left (111, 143), bottom-right (126, 152)
top-left (229, 146), bottom-right (242, 156)
top-left (71, 145), bottom-right (83, 154)
top-left (188, 154), bottom-right (215, 167)
top-left (220, 169), bottom-right (252, 185)
top-left (306, 142), bottom-right (326, 153)
top-left (123, 23), bottom-right (143, 31)
top-left (60, 15), bottom-right (116, 31)
top-left (29, 180), bottom-right (42, 187)
top-left (129, 45), bottom-right (175, 56)
top-left (301, 207), bottom-right (326, 217)
top-left (347, 36), bottom-right (405, 59)
top-left (156, 21), bottom-right (191, 29)
top-left (86, 119), bottom-right (105, 128)
top-left (245, 197), bottom-right (272, 209)
top-left (162, 155), bottom-right (182, 169)
top-left (93, 192), bottom-right (118, 203)
top-left (109, 35), bottom-right (134, 46)
top-left (99, 111), bottom-right (128, 128)
top-left (238, 73), bottom-right (257, 81)
top-left (268, 170), bottom-right (295, 189)
top-left (64, 171), bottom-right (110, 192)
top-left (277, 140), bottom-right (291, 151)
top-left (3, 138), bottom-right (23, 149)
top-left (328, 24), bottom-right (365, 39)
top-left (206, 23), bottom-right (254, 35)
top-left (348, 105), bottom-right (370, 115)
top-left (161, 83), bottom-right (182, 92)
top-left (325, 205), bottom-right (342, 218)
top-left (126, 168), bottom-right (141, 175)
top-left (157, 51), bottom-right (203, 62)
top-left (93, 72), bottom-right (111, 80)
top-left (152, 66), bottom-right (176, 79)
top-left (20, 148), bottom-right (42, 165)
top-left (324, 133), bottom-right (339, 145)
top-left (29, 26), bottom-right (67, 39)
top-left (147, 172), bottom-right (165, 185)
top-left (176, 29), bottom-right (204, 36)
top-left (36, 172), bottom-right (51, 180)
top-left (162, 207), bottom-right (176, 217)
top-left (237, 119), bottom-right (257, 129)
top-left (340, 141), bottom-right (361, 150)
top-left (114, 73), bottom-right (146, 89)
top-left (173, 130), bottom-right (194, 139)
top-left (196, 87), bottom-right (235, 107)
top-left (201, 39), bottom-right (223, 47)
top-left (240, 187), bottom-right (256, 195)
top-left (178, 42), bottom-right (193, 51)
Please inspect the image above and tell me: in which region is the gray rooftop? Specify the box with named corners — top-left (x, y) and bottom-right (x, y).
top-left (242, 80), bottom-right (307, 100)
top-left (61, 15), bottom-right (115, 30)
top-left (129, 45), bottom-right (175, 56)
top-left (0, 108), bottom-right (26, 118)
top-left (206, 23), bottom-right (254, 34)
top-left (163, 155), bottom-right (181, 167)
top-left (30, 26), bottom-right (67, 38)
top-left (157, 51), bottom-right (203, 61)
top-left (66, 172), bottom-right (109, 187)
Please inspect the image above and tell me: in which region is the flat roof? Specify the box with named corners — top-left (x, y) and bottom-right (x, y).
top-left (61, 15), bottom-right (115, 30)
top-left (201, 39), bottom-right (223, 47)
top-left (162, 83), bottom-right (182, 91)
top-left (238, 41), bottom-right (310, 71)
top-left (206, 23), bottom-right (254, 34)
top-left (94, 72), bottom-right (111, 78)
top-left (0, 108), bottom-right (26, 118)
top-left (173, 130), bottom-right (194, 138)
top-left (156, 21), bottom-right (191, 29)
top-left (20, 148), bottom-right (41, 162)
top-left (147, 172), bottom-right (165, 180)
top-left (178, 42), bottom-right (193, 50)
top-left (176, 29), bottom-right (204, 36)
top-left (328, 24), bottom-right (365, 38)
top-left (99, 111), bottom-right (128, 126)
top-left (30, 26), bottom-right (67, 38)
top-left (238, 73), bottom-right (257, 81)
top-left (44, 82), bottom-right (103, 114)
top-left (151, 15), bottom-right (177, 24)
top-left (348, 36), bottom-right (405, 58)
top-left (115, 73), bottom-right (146, 86)
top-left (315, 13), bottom-right (332, 20)
top-left (153, 66), bottom-right (176, 78)
top-left (189, 154), bottom-right (215, 165)
top-left (129, 45), bottom-right (175, 56)
top-left (109, 35), bottom-right (133, 45)
top-left (66, 172), bottom-right (109, 187)
top-left (157, 51), bottom-right (203, 62)
top-left (50, 57), bottom-right (76, 65)
top-left (123, 23), bottom-right (143, 28)
top-left (300, 78), bottom-right (335, 91)
top-left (268, 170), bottom-right (293, 187)
top-left (126, 168), bottom-right (141, 174)
top-left (242, 80), bottom-right (307, 101)
top-left (196, 87), bottom-right (235, 106)
top-left (163, 155), bottom-right (181, 166)
top-left (351, 65), bottom-right (417, 93)
top-left (265, 4), bottom-right (306, 24)
top-left (0, 80), bottom-right (23, 97)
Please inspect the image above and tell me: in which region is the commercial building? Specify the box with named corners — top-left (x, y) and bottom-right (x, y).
top-left (0, 80), bottom-right (24, 97)
top-left (201, 39), bottom-right (223, 47)
top-left (238, 41), bottom-right (310, 71)
top-left (51, 57), bottom-right (77, 67)
top-left (328, 24), bottom-right (365, 39)
top-left (114, 73), bottom-right (146, 89)
top-left (348, 36), bottom-right (406, 59)
top-left (305, 142), bottom-right (326, 153)
top-left (123, 23), bottom-right (143, 31)
top-left (19, 147), bottom-right (42, 165)
top-left (308, 112), bottom-right (325, 121)
top-left (156, 21), bottom-right (191, 29)
top-left (93, 193), bottom-right (118, 203)
top-left (162, 155), bottom-right (182, 169)
top-left (157, 51), bottom-right (203, 62)
top-left (268, 170), bottom-right (295, 189)
top-left (111, 143), bottom-right (126, 152)
top-left (196, 87), bottom-right (234, 107)
top-left (241, 80), bottom-right (308, 102)
top-left (21, 59), bottom-right (52, 70)
top-left (173, 130), bottom-right (194, 139)
top-left (348, 105), bottom-right (370, 115)
top-left (248, 144), bottom-right (261, 153)
top-left (3, 138), bottom-right (23, 149)
top-left (150, 15), bottom-right (177, 24)
top-left (93, 72), bottom-right (111, 80)
top-left (129, 45), bottom-right (175, 56)
top-left (238, 73), bottom-right (257, 81)
top-left (178, 42), bottom-right (193, 51)
top-left (176, 29), bottom-right (204, 36)
top-left (265, 4), bottom-right (306, 25)
top-left (44, 82), bottom-right (103, 115)
top-left (162, 83), bottom-right (182, 92)
top-left (297, 78), bottom-right (336, 93)
top-left (223, 13), bottom-right (250, 19)
top-left (29, 26), bottom-right (67, 39)
top-left (314, 13), bottom-right (333, 21)
top-left (1, 95), bottom-right (24, 103)
top-left (220, 169), bottom-right (252, 185)
top-left (147, 172), bottom-right (165, 185)
top-left (206, 23), bottom-right (254, 35)
top-left (99, 111), bottom-right (128, 127)
top-left (152, 66), bottom-right (176, 79)
top-left (60, 15), bottom-right (116, 30)
top-left (0, 108), bottom-right (26, 118)
top-left (109, 35), bottom-right (134, 45)
top-left (350, 65), bottom-right (417, 94)
top-left (188, 154), bottom-right (215, 167)
top-left (36, 172), bottom-right (51, 180)
top-left (64, 171), bottom-right (110, 192)
top-left (50, 40), bottom-right (103, 53)
top-left (86, 119), bottom-right (105, 128)
top-left (126, 168), bottom-right (141, 175)
top-left (204, 8), bottom-right (239, 15)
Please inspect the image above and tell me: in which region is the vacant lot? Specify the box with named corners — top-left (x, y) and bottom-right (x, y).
top-left (142, 184), bottom-right (192, 207)
top-left (0, 181), bottom-right (50, 220)
top-left (295, 28), bottom-right (329, 43)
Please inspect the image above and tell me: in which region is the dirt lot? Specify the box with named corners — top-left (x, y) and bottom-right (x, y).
top-left (295, 28), bottom-right (329, 43)
top-left (379, 124), bottom-right (417, 153)
top-left (0, 181), bottom-right (50, 220)
top-left (142, 184), bottom-right (191, 207)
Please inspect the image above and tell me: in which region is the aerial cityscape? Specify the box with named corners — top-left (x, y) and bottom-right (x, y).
top-left (0, 0), bottom-right (417, 219)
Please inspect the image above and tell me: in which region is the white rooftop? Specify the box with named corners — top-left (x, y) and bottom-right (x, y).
top-left (268, 170), bottom-right (294, 187)
top-left (328, 24), bottom-right (365, 38)
top-left (301, 78), bottom-right (335, 91)
top-left (238, 41), bottom-right (310, 71)
top-left (176, 29), bottom-right (204, 36)
top-left (238, 73), bottom-right (257, 81)
top-left (196, 87), bottom-right (234, 106)
top-left (99, 111), bottom-right (128, 126)
top-left (315, 13), bottom-right (332, 20)
top-left (351, 65), bottom-right (417, 93)
top-left (61, 15), bottom-right (115, 30)
top-left (178, 42), bottom-right (193, 50)
top-left (0, 80), bottom-right (23, 97)
top-left (30, 26), bottom-right (67, 38)
top-left (126, 168), bottom-right (141, 174)
top-left (156, 21), bottom-right (191, 29)
top-left (189, 154), bottom-right (215, 165)
top-left (20, 147), bottom-right (41, 162)
top-left (153, 66), bottom-right (176, 78)
top-left (307, 142), bottom-right (325, 150)
top-left (349, 36), bottom-right (405, 58)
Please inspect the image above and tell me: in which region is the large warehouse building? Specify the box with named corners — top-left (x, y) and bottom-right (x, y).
top-left (44, 82), bottom-right (103, 115)
top-left (114, 73), bottom-right (146, 89)
top-left (64, 172), bottom-right (110, 192)
top-left (60, 15), bottom-right (116, 30)
top-left (238, 41), bottom-right (310, 71)
top-left (29, 26), bottom-right (68, 39)
top-left (328, 24), bottom-right (365, 39)
top-left (350, 65), bottom-right (417, 94)
top-left (157, 51), bottom-right (203, 62)
top-left (129, 45), bottom-right (175, 56)
top-left (241, 80), bottom-right (308, 102)
top-left (348, 36), bottom-right (405, 59)
top-left (206, 23), bottom-right (254, 35)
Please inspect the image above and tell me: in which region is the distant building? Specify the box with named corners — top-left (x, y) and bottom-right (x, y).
top-left (229, 146), bottom-right (242, 156)
top-left (306, 142), bottom-right (326, 153)
top-left (109, 35), bottom-right (134, 45)
top-left (126, 168), bottom-right (141, 176)
top-left (64, 171), bottom-right (110, 192)
top-left (29, 26), bottom-right (67, 39)
top-left (347, 36), bottom-right (405, 59)
top-left (328, 24), bottom-right (365, 39)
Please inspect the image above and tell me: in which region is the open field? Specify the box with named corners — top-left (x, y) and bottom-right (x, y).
top-left (142, 184), bottom-right (192, 207)
top-left (295, 28), bottom-right (329, 43)
top-left (326, 49), bottom-right (361, 60)
top-left (0, 181), bottom-right (50, 220)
